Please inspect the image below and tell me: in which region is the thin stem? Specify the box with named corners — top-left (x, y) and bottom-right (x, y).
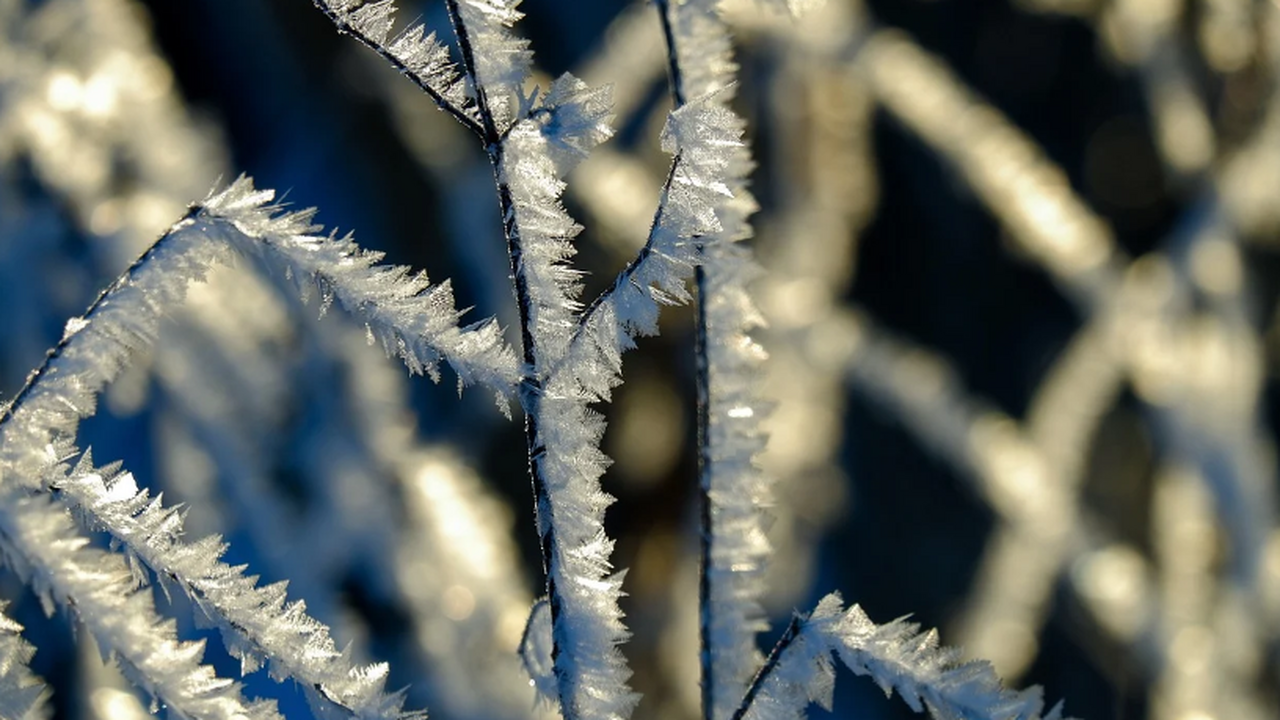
top-left (0, 206), bottom-right (201, 432)
top-left (728, 615), bottom-right (804, 720)
top-left (577, 155), bottom-right (681, 325)
top-left (548, 154), bottom-right (684, 383)
top-left (310, 0), bottom-right (485, 139)
top-left (654, 0), bottom-right (688, 108)
top-left (440, 2), bottom-right (573, 717)
top-left (695, 259), bottom-right (712, 720)
top-left (444, 0), bottom-right (503, 144)
top-left (653, 2), bottom-right (713, 719)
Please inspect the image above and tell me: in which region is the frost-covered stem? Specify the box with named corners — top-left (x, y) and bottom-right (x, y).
top-left (310, 0), bottom-right (484, 138)
top-left (45, 453), bottom-right (405, 720)
top-left (445, 0), bottom-right (504, 144)
top-left (728, 615), bottom-right (803, 720)
top-left (0, 206), bottom-right (200, 431)
top-left (497, 158), bottom-right (569, 713)
top-left (694, 283), bottom-right (714, 714)
top-left (442, 1), bottom-right (572, 714)
top-left (654, 2), bottom-right (714, 718)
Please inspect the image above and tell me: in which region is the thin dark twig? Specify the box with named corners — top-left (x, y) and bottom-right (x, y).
top-left (577, 155), bottom-right (682, 325)
top-left (729, 615), bottom-right (805, 720)
top-left (311, 0), bottom-right (486, 139)
top-left (545, 154), bottom-right (684, 384)
top-left (443, 0), bottom-right (503, 144)
top-left (653, 2), bottom-right (715, 720)
top-left (654, 0), bottom-right (687, 108)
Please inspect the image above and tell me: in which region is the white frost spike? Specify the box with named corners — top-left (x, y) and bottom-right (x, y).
top-left (313, 0), bottom-right (477, 128)
top-left (537, 75), bottom-right (615, 175)
top-left (519, 598), bottom-right (558, 707)
top-left (0, 482), bottom-right (280, 720)
top-left (0, 603), bottom-right (48, 720)
top-left (349, 1), bottom-right (397, 45)
top-left (740, 593), bottom-right (1071, 720)
top-left (389, 25), bottom-right (472, 112)
top-left (61, 317), bottom-right (89, 341)
top-left (330, 0), bottom-right (363, 13)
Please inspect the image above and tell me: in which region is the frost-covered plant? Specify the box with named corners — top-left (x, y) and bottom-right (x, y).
top-left (0, 1), bottom-right (1078, 720)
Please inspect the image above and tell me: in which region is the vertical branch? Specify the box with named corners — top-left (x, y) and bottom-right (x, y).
top-left (444, 0), bottom-right (504, 143)
top-left (656, 1), bottom-right (770, 716)
top-left (652, 3), bottom-right (714, 719)
top-left (441, 7), bottom-right (632, 720)
top-left (443, 0), bottom-right (563, 705)
top-left (656, 0), bottom-right (689, 108)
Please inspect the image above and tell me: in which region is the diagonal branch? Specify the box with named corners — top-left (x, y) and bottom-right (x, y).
top-left (0, 175), bottom-right (517, 720)
top-left (45, 446), bottom-right (413, 720)
top-left (0, 176), bottom-right (520, 468)
top-left (311, 0), bottom-right (484, 138)
top-left (0, 479), bottom-right (282, 720)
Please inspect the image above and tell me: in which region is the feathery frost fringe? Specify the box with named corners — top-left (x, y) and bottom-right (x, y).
top-left (199, 178), bottom-right (520, 397)
top-left (0, 477), bottom-right (281, 720)
top-left (42, 446), bottom-right (413, 720)
top-left (700, 235), bottom-right (771, 720)
top-left (0, 603), bottom-right (48, 720)
top-left (312, 0), bottom-right (480, 134)
top-left (664, 2), bottom-right (771, 718)
top-left (0, 175), bottom-right (519, 475)
top-left (738, 594), bottom-right (1069, 720)
top-left (526, 381), bottom-right (637, 720)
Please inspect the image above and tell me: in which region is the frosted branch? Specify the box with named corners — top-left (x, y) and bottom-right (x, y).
top-left (0, 176), bottom-right (520, 475)
top-left (0, 481), bottom-right (280, 720)
top-left (43, 446), bottom-right (413, 720)
top-left (552, 95), bottom-right (743, 400)
top-left (445, 0), bottom-right (533, 132)
top-left (656, 3), bottom-right (770, 720)
top-left (200, 177), bottom-right (521, 397)
top-left (0, 176), bottom-right (518, 718)
top-left (732, 594), bottom-right (1069, 720)
top-left (488, 75), bottom-right (638, 720)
